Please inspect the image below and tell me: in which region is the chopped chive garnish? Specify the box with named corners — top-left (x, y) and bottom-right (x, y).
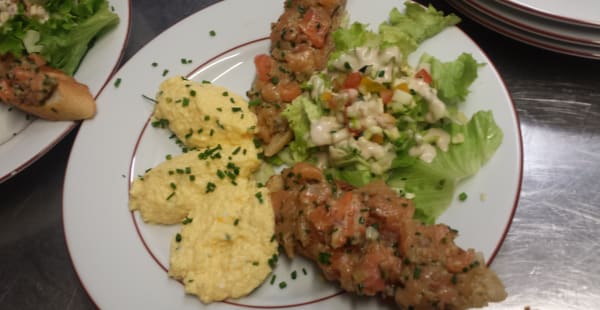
top-left (142, 94), bottom-right (158, 103)
top-left (248, 99), bottom-right (261, 107)
top-left (166, 192), bottom-right (175, 201)
top-left (255, 192), bottom-right (264, 204)
top-left (318, 252), bottom-right (331, 265)
top-left (205, 182), bottom-right (216, 193)
top-left (413, 266), bottom-right (421, 279)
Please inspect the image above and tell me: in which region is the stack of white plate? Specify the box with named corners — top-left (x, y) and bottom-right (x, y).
top-left (446, 0), bottom-right (600, 59)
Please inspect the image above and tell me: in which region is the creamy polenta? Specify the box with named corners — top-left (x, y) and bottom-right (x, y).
top-left (129, 78), bottom-right (275, 303)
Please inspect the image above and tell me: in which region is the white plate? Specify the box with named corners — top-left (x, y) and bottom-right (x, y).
top-left (0, 1), bottom-right (131, 183)
top-left (63, 0), bottom-right (522, 309)
top-left (465, 0), bottom-right (600, 46)
top-left (503, 0), bottom-right (600, 28)
top-left (448, 0), bottom-right (600, 60)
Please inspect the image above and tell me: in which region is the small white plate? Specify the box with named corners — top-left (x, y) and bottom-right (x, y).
top-left (448, 0), bottom-right (600, 60)
top-left (503, 0), bottom-right (600, 28)
top-left (63, 0), bottom-right (522, 308)
top-left (465, 0), bottom-right (600, 46)
top-left (0, 1), bottom-right (131, 183)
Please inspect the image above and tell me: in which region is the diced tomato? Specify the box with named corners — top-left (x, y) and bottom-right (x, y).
top-left (379, 88), bottom-right (394, 104)
top-left (299, 7), bottom-right (331, 49)
top-left (254, 54), bottom-right (272, 82)
top-left (415, 68), bottom-right (433, 84)
top-left (343, 71), bottom-right (362, 89)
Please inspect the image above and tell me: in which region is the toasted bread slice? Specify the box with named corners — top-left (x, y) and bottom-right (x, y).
top-left (8, 67), bottom-right (96, 121)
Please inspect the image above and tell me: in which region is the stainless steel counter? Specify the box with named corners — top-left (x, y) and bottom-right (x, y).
top-left (1, 0), bottom-right (598, 309)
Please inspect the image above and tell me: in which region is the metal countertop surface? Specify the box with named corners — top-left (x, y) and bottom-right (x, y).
top-left (1, 0), bottom-right (598, 309)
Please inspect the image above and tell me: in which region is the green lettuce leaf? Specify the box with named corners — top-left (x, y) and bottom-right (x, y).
top-left (387, 3), bottom-right (460, 43)
top-left (331, 22), bottom-right (379, 61)
top-left (419, 53), bottom-right (481, 105)
top-left (387, 110), bottom-right (503, 224)
top-left (38, 0), bottom-right (119, 75)
top-left (280, 96), bottom-right (323, 162)
top-left (332, 2), bottom-right (460, 60)
top-left (379, 2), bottom-right (460, 56)
top-left (328, 167), bottom-right (374, 188)
top-left (0, 0), bottom-right (119, 75)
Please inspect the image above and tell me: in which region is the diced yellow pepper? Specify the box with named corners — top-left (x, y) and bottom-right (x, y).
top-left (396, 82), bottom-right (410, 93)
top-left (320, 91), bottom-right (332, 102)
top-left (360, 77), bottom-right (386, 92)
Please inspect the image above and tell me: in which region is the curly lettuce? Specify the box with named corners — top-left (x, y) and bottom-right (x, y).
top-left (0, 0), bottom-right (119, 75)
top-left (332, 2), bottom-right (460, 61)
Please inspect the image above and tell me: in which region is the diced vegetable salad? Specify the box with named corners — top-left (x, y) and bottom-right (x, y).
top-left (265, 3), bottom-right (503, 224)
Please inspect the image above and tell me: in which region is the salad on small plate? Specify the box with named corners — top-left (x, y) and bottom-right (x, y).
top-left (0, 0), bottom-right (129, 182)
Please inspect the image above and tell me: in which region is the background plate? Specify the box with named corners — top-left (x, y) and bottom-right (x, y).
top-left (503, 0), bottom-right (600, 28)
top-left (0, 1), bottom-right (131, 183)
top-left (448, 0), bottom-right (600, 60)
top-left (466, 0), bottom-right (600, 46)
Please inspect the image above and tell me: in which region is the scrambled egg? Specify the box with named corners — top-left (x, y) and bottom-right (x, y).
top-left (129, 77), bottom-right (276, 303)
top-left (168, 179), bottom-right (276, 303)
top-left (129, 141), bottom-right (260, 224)
top-left (153, 76), bottom-right (257, 149)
